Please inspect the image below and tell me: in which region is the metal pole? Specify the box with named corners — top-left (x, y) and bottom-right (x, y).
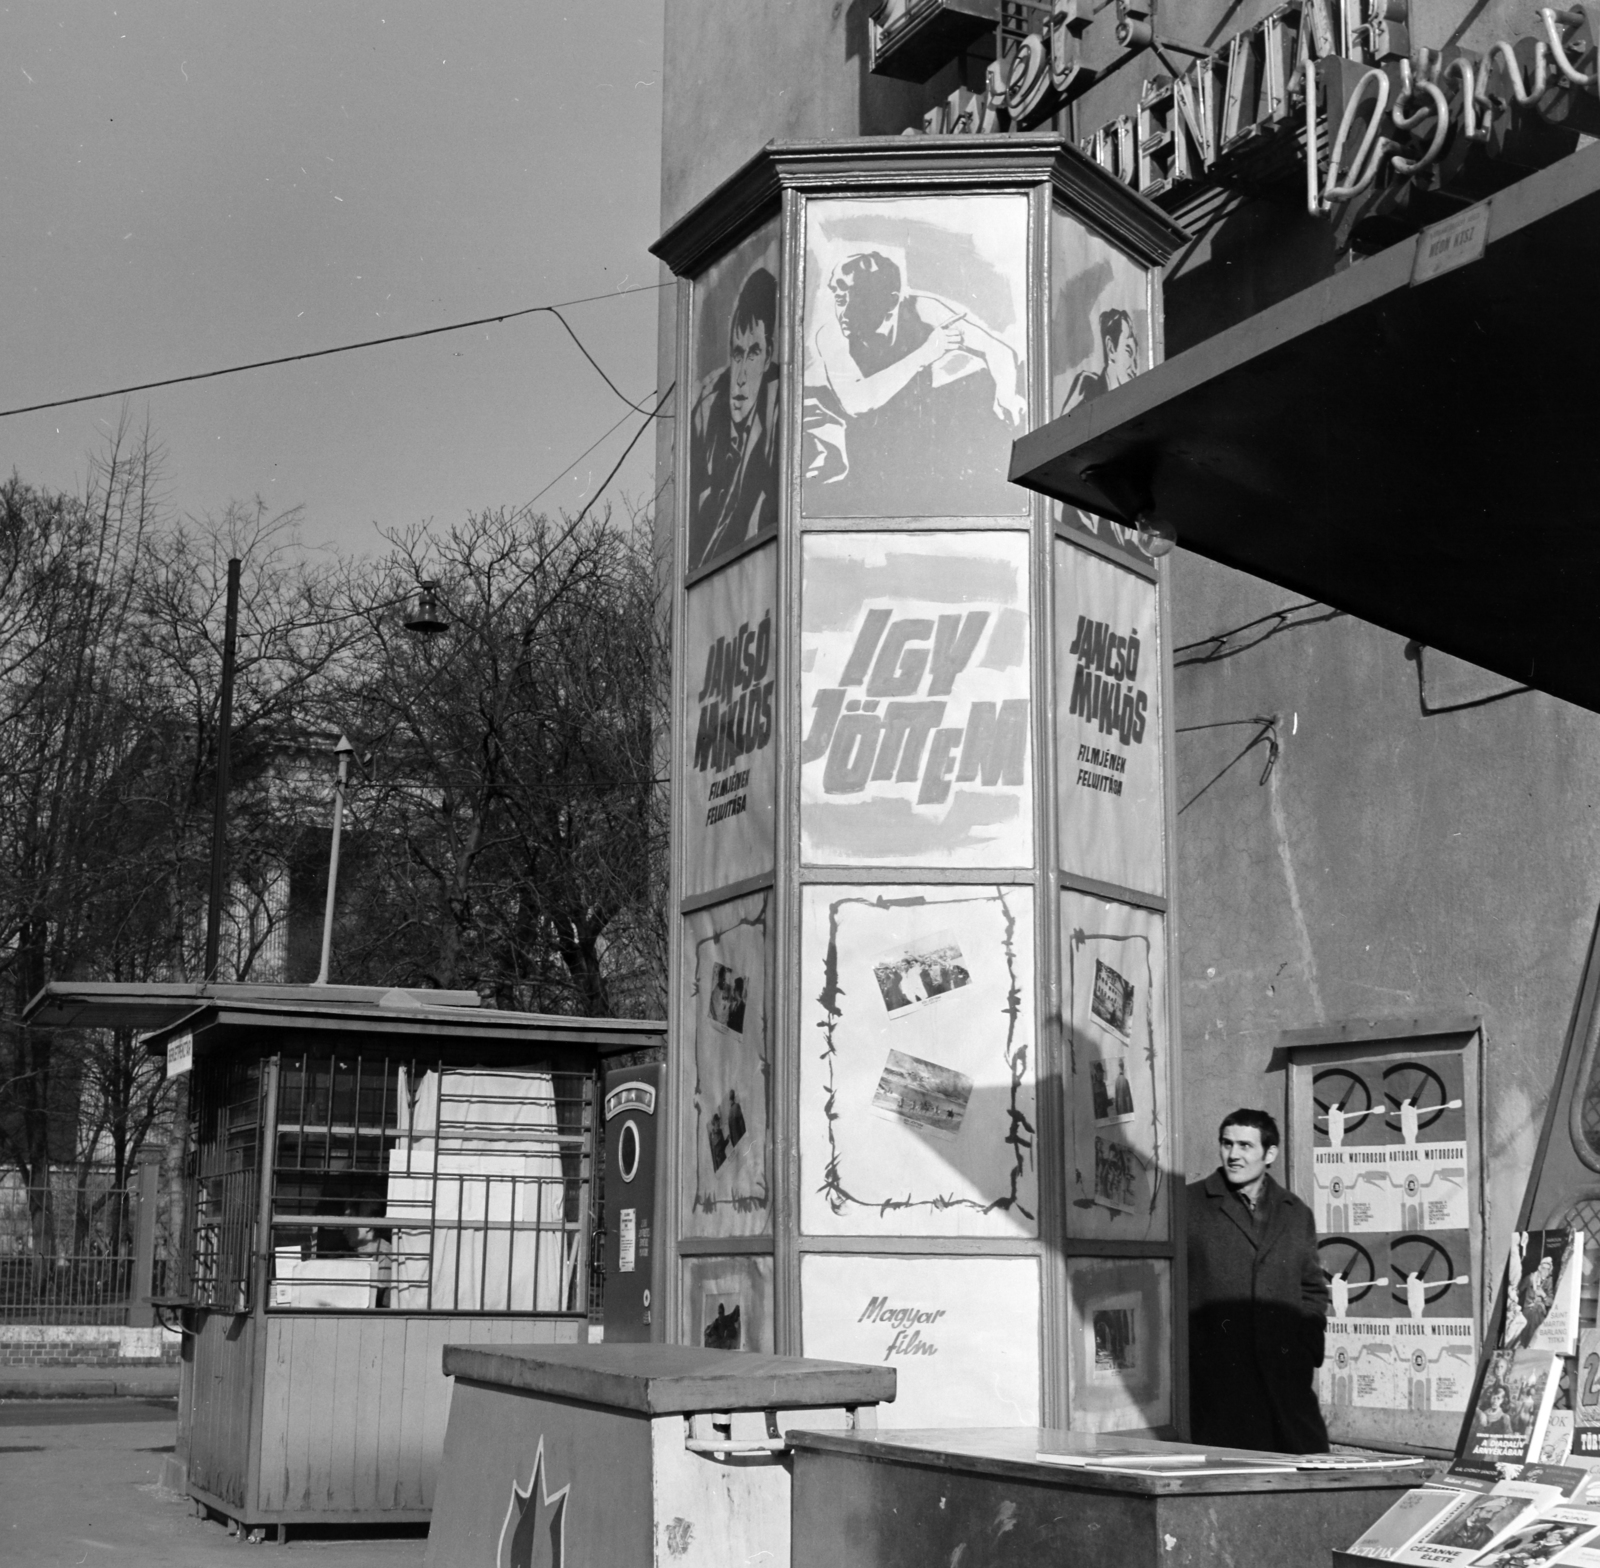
top-left (203, 558), bottom-right (241, 983)
top-left (314, 736), bottom-right (355, 986)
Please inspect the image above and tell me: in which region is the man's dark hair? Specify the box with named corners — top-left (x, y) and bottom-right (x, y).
top-left (1218, 1108), bottom-right (1280, 1151)
top-left (1099, 307), bottom-right (1133, 353)
top-left (730, 266), bottom-right (777, 349)
top-left (831, 251), bottom-right (903, 339)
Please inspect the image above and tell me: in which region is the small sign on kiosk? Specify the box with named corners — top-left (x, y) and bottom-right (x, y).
top-left (164, 1031), bottom-right (193, 1078)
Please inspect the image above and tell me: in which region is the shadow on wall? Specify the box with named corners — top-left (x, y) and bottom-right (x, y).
top-left (845, 0), bottom-right (992, 138)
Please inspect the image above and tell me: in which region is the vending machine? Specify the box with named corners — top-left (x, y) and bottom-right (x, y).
top-left (601, 1064), bottom-right (661, 1342)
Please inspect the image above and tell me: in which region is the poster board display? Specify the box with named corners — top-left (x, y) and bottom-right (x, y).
top-left (801, 194), bottom-right (1029, 519)
top-left (800, 1253), bottom-right (1040, 1427)
top-left (1286, 1029), bottom-right (1483, 1453)
top-left (1049, 203), bottom-right (1155, 566)
top-left (682, 1254), bottom-right (775, 1354)
top-left (680, 891), bottom-right (772, 1239)
top-left (1054, 540), bottom-right (1164, 897)
top-left (682, 545), bottom-right (777, 897)
top-left (1061, 891), bottom-right (1171, 1243)
top-left (799, 531), bottom-right (1033, 868)
top-left (688, 218), bottom-right (781, 577)
top-left (1064, 1255), bottom-right (1174, 1433)
top-left (799, 884), bottom-right (1037, 1239)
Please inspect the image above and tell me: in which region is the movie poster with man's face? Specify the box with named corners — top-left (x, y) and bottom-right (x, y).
top-left (801, 194), bottom-right (1029, 519)
top-left (1050, 206), bottom-right (1154, 565)
top-left (688, 219), bottom-right (782, 576)
top-left (1062, 891), bottom-right (1170, 1243)
top-left (680, 891), bottom-right (771, 1239)
top-left (682, 544), bottom-right (776, 896)
top-left (800, 531), bottom-right (1033, 868)
top-left (799, 883), bottom-right (1037, 1239)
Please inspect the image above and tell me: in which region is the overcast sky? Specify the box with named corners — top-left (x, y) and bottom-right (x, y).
top-left (0, 3), bottom-right (665, 557)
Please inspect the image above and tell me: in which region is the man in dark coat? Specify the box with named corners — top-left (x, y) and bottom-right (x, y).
top-left (1186, 1108), bottom-right (1330, 1453)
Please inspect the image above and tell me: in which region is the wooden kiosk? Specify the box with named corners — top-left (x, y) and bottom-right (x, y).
top-left (26, 980), bottom-right (662, 1539)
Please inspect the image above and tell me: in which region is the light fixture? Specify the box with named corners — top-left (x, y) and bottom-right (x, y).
top-left (1136, 512), bottom-right (1178, 559)
top-left (1082, 461), bottom-right (1178, 561)
top-left (403, 581), bottom-right (450, 637)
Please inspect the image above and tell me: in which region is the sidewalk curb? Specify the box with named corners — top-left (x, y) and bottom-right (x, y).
top-left (0, 1374), bottom-right (179, 1400)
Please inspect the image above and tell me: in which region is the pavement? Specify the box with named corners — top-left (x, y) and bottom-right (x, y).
top-left (0, 1399), bottom-right (428, 1567)
top-left (0, 1363), bottom-right (180, 1400)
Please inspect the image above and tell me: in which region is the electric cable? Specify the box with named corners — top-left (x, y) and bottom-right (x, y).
top-left (0, 281), bottom-right (671, 421)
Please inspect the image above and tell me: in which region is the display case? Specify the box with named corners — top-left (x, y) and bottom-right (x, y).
top-left (653, 135), bottom-right (1188, 1431)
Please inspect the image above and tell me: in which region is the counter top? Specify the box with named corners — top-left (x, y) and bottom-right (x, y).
top-left (783, 1427), bottom-right (1435, 1496)
top-left (441, 1342), bottom-right (896, 1415)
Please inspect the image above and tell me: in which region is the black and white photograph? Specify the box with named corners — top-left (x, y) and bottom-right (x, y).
top-left (803, 195), bottom-right (1028, 517)
top-left (1090, 957), bottom-right (1136, 1041)
top-left (1089, 1053), bottom-right (1137, 1127)
top-left (870, 1048), bottom-right (974, 1140)
top-left (1091, 1304), bottom-right (1139, 1379)
top-left (1094, 1136), bottom-right (1140, 1214)
top-left (872, 931), bottom-right (971, 1016)
top-left (707, 961), bottom-right (747, 1036)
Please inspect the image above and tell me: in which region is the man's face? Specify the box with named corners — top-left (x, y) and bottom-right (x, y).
top-left (728, 320), bottom-right (772, 428)
top-left (1219, 1123), bottom-right (1277, 1187)
top-left (1106, 324), bottom-right (1139, 388)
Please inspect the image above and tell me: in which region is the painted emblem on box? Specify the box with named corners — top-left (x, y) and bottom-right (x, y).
top-left (498, 1436), bottom-right (568, 1568)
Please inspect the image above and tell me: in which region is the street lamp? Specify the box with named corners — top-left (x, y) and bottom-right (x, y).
top-left (403, 581), bottom-right (450, 637)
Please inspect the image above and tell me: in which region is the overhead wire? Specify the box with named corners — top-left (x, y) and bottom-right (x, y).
top-left (0, 280), bottom-right (671, 420)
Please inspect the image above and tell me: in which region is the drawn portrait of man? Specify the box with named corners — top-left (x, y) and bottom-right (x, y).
top-left (689, 261), bottom-right (781, 573)
top-left (1060, 307), bottom-right (1139, 416)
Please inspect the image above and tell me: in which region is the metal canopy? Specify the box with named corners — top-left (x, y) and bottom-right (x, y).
top-left (1010, 141), bottom-right (1600, 715)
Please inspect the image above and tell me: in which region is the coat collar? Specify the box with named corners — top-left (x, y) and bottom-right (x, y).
top-left (1204, 1167), bottom-right (1291, 1250)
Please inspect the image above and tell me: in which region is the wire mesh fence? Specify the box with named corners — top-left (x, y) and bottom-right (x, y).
top-left (0, 1162), bottom-right (171, 1324)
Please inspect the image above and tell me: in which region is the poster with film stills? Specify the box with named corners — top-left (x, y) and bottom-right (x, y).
top-left (1049, 205), bottom-right (1155, 566)
top-left (802, 193), bottom-right (1029, 519)
top-left (1055, 541), bottom-right (1165, 897)
top-left (688, 219), bottom-right (781, 576)
top-left (683, 1254), bottom-right (774, 1354)
top-left (681, 891), bottom-right (770, 1239)
top-left (1062, 891), bottom-right (1169, 1242)
top-left (681, 545), bottom-right (776, 898)
top-left (801, 1253), bottom-right (1040, 1428)
top-left (800, 531), bottom-right (1032, 868)
top-left (799, 884), bottom-right (1037, 1239)
top-left (1066, 1256), bottom-right (1172, 1432)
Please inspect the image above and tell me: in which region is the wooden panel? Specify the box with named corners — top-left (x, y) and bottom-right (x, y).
top-left (256, 1316), bottom-right (292, 1512)
top-left (187, 1311), bottom-right (257, 1510)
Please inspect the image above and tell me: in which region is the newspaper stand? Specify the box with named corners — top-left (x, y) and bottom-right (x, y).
top-left (25, 982), bottom-right (663, 1540)
top-left (426, 1343), bottom-right (893, 1568)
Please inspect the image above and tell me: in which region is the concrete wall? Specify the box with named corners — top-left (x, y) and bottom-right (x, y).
top-left (1171, 551), bottom-right (1600, 1282)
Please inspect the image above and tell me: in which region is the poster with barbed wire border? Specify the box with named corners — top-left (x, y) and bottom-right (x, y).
top-left (799, 884), bottom-right (1037, 1239)
top-left (1062, 892), bottom-right (1170, 1242)
top-left (680, 890), bottom-right (771, 1239)
top-left (1055, 540), bottom-right (1165, 898)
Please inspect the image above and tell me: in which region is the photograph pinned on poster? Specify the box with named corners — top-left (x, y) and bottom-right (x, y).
top-left (1090, 957), bottom-right (1135, 1041)
top-left (684, 1255), bottom-right (774, 1355)
top-left (1089, 1051), bottom-right (1136, 1127)
top-left (871, 1049), bottom-right (973, 1141)
top-left (708, 962), bottom-right (747, 1036)
top-left (800, 531), bottom-right (1032, 869)
top-left (872, 930), bottom-right (971, 1016)
top-left (802, 195), bottom-right (1028, 519)
top-left (1090, 1293), bottom-right (1141, 1384)
top-left (799, 884), bottom-right (1037, 1238)
top-left (1094, 1135), bottom-right (1141, 1213)
top-left (684, 893), bottom-right (770, 1236)
top-left (701, 1285), bottom-right (748, 1351)
top-left (689, 221), bottom-right (782, 575)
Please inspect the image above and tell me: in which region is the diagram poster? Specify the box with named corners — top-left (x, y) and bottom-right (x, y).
top-left (1309, 1052), bottom-right (1476, 1421)
top-left (799, 884), bottom-right (1037, 1239)
top-left (801, 1253), bottom-right (1039, 1428)
top-left (680, 891), bottom-right (771, 1239)
top-left (682, 545), bottom-right (776, 897)
top-left (1055, 541), bottom-right (1164, 897)
top-left (683, 1255), bottom-right (774, 1354)
top-left (1066, 1256), bottom-right (1173, 1432)
top-left (688, 218), bottom-right (781, 576)
top-left (1061, 891), bottom-right (1170, 1243)
top-left (801, 194), bottom-right (1029, 519)
top-left (800, 531), bottom-right (1033, 868)
top-left (1050, 205), bottom-right (1154, 566)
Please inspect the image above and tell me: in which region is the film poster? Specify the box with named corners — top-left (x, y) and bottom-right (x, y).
top-left (1055, 541), bottom-right (1164, 897)
top-left (1050, 205), bottom-right (1155, 565)
top-left (802, 194), bottom-right (1029, 519)
top-left (681, 891), bottom-right (771, 1239)
top-left (688, 219), bottom-right (781, 576)
top-left (1062, 891), bottom-right (1170, 1243)
top-left (800, 531), bottom-right (1033, 868)
top-left (1310, 1053), bottom-right (1475, 1416)
top-left (801, 1253), bottom-right (1040, 1428)
top-left (1066, 1256), bottom-right (1173, 1432)
top-left (682, 544), bottom-right (776, 898)
top-left (799, 884), bottom-right (1037, 1239)
top-left (683, 1254), bottom-right (774, 1354)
